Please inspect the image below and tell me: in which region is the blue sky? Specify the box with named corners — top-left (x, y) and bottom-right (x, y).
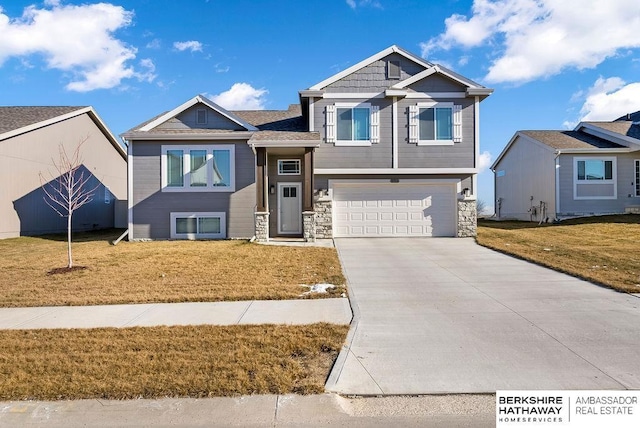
top-left (2, 0), bottom-right (640, 209)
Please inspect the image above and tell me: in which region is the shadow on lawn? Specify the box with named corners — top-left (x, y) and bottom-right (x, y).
top-left (35, 228), bottom-right (126, 243)
top-left (479, 214), bottom-right (640, 231)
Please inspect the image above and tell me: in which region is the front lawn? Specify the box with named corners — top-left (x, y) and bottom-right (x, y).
top-left (0, 323), bottom-right (348, 400)
top-left (477, 215), bottom-right (640, 293)
top-left (0, 230), bottom-right (346, 307)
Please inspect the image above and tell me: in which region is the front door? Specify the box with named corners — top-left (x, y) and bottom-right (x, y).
top-left (277, 182), bottom-right (302, 234)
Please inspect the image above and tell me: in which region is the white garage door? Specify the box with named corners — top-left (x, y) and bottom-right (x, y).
top-left (333, 183), bottom-right (456, 237)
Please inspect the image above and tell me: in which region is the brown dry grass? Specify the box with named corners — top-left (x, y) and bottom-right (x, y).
top-left (477, 215), bottom-right (640, 293)
top-left (0, 230), bottom-right (346, 307)
top-left (0, 323), bottom-right (349, 400)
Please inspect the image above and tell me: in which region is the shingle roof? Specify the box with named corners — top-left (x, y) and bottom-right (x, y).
top-left (0, 106), bottom-right (86, 135)
top-left (584, 121), bottom-right (640, 140)
top-left (520, 130), bottom-right (625, 149)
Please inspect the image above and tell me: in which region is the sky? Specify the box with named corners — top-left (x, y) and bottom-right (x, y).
top-left (1, 0), bottom-right (640, 211)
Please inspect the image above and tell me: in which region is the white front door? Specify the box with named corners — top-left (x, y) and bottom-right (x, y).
top-left (278, 182), bottom-right (302, 234)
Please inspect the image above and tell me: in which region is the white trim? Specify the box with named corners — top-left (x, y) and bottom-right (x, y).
top-left (161, 144), bottom-right (236, 192)
top-left (277, 159), bottom-right (301, 175)
top-left (249, 140), bottom-right (320, 148)
top-left (139, 95), bottom-right (258, 132)
top-left (309, 45), bottom-right (434, 91)
top-left (552, 148), bottom-right (632, 154)
top-left (370, 105), bottom-right (380, 144)
top-left (320, 91), bottom-right (467, 99)
top-left (391, 64), bottom-right (487, 91)
top-left (392, 96), bottom-right (398, 169)
top-left (555, 153), bottom-right (561, 215)
top-left (277, 182), bottom-right (302, 235)
top-left (474, 96), bottom-right (479, 198)
top-left (121, 132), bottom-right (255, 141)
top-left (316, 168), bottom-right (477, 175)
top-left (332, 102), bottom-right (373, 147)
top-left (322, 93), bottom-right (385, 99)
top-left (411, 102), bottom-right (456, 146)
top-left (127, 140), bottom-right (133, 239)
top-left (573, 156), bottom-right (617, 200)
top-left (309, 97), bottom-right (315, 132)
top-left (170, 212), bottom-right (226, 239)
top-left (577, 123), bottom-right (640, 149)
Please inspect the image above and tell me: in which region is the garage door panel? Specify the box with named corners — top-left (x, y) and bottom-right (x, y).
top-left (333, 183), bottom-right (456, 237)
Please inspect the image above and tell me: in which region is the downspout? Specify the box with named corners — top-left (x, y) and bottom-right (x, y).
top-left (554, 150), bottom-right (561, 220)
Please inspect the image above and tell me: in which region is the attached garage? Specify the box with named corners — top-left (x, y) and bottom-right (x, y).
top-left (332, 181), bottom-right (457, 237)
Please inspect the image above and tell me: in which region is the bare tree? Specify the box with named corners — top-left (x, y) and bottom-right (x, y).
top-left (40, 137), bottom-right (100, 268)
top-left (476, 199), bottom-right (487, 216)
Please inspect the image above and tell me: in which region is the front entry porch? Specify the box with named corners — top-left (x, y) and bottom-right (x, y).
top-left (254, 146), bottom-right (316, 242)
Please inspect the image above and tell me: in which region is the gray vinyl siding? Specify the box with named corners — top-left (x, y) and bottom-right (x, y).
top-left (406, 74), bottom-right (466, 93)
top-left (313, 97), bottom-right (393, 168)
top-left (130, 140), bottom-right (255, 239)
top-left (266, 154), bottom-right (305, 236)
top-left (324, 53), bottom-right (426, 92)
top-left (493, 137), bottom-right (556, 221)
top-left (397, 97), bottom-right (475, 168)
top-left (557, 153), bottom-right (640, 216)
top-left (314, 174), bottom-right (472, 191)
top-left (0, 113), bottom-right (127, 239)
top-left (155, 105), bottom-right (245, 131)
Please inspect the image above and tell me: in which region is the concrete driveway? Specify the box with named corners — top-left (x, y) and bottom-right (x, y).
top-left (327, 238), bottom-right (640, 395)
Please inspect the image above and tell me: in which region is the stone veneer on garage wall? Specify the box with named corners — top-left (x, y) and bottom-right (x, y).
top-left (313, 199), bottom-right (332, 239)
top-left (254, 212), bottom-right (269, 242)
top-left (457, 200), bottom-right (477, 237)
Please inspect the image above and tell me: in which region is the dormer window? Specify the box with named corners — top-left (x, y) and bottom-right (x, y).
top-left (196, 109), bottom-right (207, 125)
top-left (387, 60), bottom-right (401, 79)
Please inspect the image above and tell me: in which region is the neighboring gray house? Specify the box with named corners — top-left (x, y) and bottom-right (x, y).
top-left (491, 112), bottom-right (640, 221)
top-left (0, 106), bottom-right (127, 239)
top-left (122, 45), bottom-right (492, 241)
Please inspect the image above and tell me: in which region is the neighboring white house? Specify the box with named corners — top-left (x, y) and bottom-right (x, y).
top-left (491, 112), bottom-right (640, 221)
top-left (0, 106), bottom-right (127, 239)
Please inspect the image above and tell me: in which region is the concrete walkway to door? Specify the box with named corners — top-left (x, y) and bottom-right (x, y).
top-left (327, 238), bottom-right (640, 395)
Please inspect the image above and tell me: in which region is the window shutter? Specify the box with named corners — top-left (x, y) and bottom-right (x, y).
top-left (409, 105), bottom-right (419, 143)
top-left (453, 104), bottom-right (462, 142)
top-left (326, 105), bottom-right (336, 143)
top-left (370, 105), bottom-right (380, 143)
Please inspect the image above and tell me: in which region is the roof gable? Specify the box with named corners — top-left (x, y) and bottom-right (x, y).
top-left (138, 95), bottom-right (258, 132)
top-left (308, 45), bottom-right (434, 91)
top-left (577, 122), bottom-right (640, 149)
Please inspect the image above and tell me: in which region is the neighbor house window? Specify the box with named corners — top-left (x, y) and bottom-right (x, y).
top-left (161, 145), bottom-right (235, 192)
top-left (325, 103), bottom-right (380, 146)
top-left (635, 160), bottom-right (640, 197)
top-left (573, 157), bottom-right (617, 200)
top-left (278, 159), bottom-right (301, 175)
top-left (170, 212), bottom-right (226, 239)
top-left (409, 102), bottom-right (462, 145)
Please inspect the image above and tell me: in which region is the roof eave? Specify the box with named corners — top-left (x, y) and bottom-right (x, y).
top-left (121, 131), bottom-right (255, 141)
top-left (249, 140), bottom-right (321, 148)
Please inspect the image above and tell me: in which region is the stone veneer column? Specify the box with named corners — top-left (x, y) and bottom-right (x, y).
top-left (302, 211), bottom-right (316, 242)
top-left (457, 200), bottom-right (477, 237)
top-left (254, 212), bottom-right (269, 242)
top-left (313, 199), bottom-right (332, 239)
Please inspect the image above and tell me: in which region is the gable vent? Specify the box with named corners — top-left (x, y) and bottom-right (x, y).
top-left (387, 60), bottom-right (401, 79)
top-left (196, 109), bottom-right (207, 125)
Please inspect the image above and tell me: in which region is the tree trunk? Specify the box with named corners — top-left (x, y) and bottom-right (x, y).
top-left (67, 214), bottom-right (73, 268)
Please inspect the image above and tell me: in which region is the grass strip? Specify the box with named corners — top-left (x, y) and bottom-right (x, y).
top-left (477, 215), bottom-right (640, 293)
top-left (0, 324), bottom-right (349, 400)
top-left (0, 230), bottom-right (346, 307)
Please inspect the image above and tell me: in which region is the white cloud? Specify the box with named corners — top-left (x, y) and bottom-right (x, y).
top-left (146, 38), bottom-right (161, 49)
top-left (571, 77), bottom-right (640, 122)
top-left (346, 0), bottom-right (382, 9)
top-left (208, 83), bottom-right (268, 110)
top-left (478, 150), bottom-right (492, 173)
top-left (0, 2), bottom-right (148, 92)
top-left (421, 0), bottom-right (640, 84)
top-left (173, 40), bottom-right (203, 52)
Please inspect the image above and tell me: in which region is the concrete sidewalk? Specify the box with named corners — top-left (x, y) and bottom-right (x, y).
top-left (0, 394), bottom-right (495, 427)
top-left (0, 298), bottom-right (352, 330)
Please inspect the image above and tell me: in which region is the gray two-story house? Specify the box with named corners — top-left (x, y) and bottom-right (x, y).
top-left (122, 45), bottom-right (492, 241)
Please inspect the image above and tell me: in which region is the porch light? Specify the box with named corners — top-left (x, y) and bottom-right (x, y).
top-left (269, 184), bottom-right (275, 194)
top-left (462, 188), bottom-right (470, 197)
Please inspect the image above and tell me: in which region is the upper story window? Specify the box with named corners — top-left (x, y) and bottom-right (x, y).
top-left (278, 159), bottom-right (301, 175)
top-left (325, 103), bottom-right (380, 146)
top-left (161, 144), bottom-right (235, 192)
top-left (409, 102), bottom-right (462, 146)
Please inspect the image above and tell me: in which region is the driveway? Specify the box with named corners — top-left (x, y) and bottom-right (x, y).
top-left (327, 238), bottom-right (640, 395)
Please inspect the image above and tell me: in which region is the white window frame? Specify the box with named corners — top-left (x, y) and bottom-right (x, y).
top-left (161, 144), bottom-right (235, 192)
top-left (277, 159), bottom-right (301, 175)
top-left (573, 157), bottom-right (617, 200)
top-left (409, 102), bottom-right (462, 146)
top-left (170, 212), bottom-right (226, 239)
top-left (326, 103), bottom-right (379, 147)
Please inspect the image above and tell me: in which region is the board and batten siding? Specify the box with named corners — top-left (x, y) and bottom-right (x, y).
top-left (323, 53), bottom-right (426, 93)
top-left (397, 97), bottom-right (475, 169)
top-left (0, 113), bottom-right (127, 239)
top-left (494, 136), bottom-right (556, 221)
top-left (557, 152), bottom-right (640, 216)
top-left (130, 141), bottom-right (255, 239)
top-left (313, 97), bottom-right (393, 169)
